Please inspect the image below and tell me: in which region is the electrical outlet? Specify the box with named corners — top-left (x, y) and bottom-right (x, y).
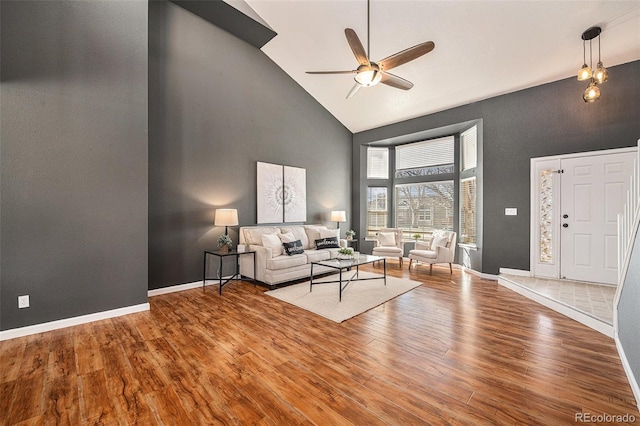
top-left (18, 295), bottom-right (29, 309)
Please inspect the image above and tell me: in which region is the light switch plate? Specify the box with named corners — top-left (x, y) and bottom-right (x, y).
top-left (505, 208), bottom-right (518, 216)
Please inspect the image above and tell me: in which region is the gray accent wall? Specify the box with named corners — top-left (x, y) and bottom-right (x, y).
top-left (354, 60), bottom-right (640, 275)
top-left (0, 0), bottom-right (149, 330)
top-left (619, 225), bottom-right (640, 396)
top-left (148, 1), bottom-right (352, 289)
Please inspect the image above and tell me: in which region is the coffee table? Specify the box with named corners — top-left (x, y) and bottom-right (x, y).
top-left (310, 254), bottom-right (386, 301)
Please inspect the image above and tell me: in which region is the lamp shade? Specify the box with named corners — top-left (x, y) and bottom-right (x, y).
top-left (214, 209), bottom-right (239, 226)
top-left (330, 211), bottom-right (346, 222)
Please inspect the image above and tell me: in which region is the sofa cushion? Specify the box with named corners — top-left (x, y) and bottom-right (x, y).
top-left (304, 225), bottom-right (339, 245)
top-left (283, 240), bottom-right (304, 256)
top-left (325, 248), bottom-right (341, 259)
top-left (244, 227), bottom-right (280, 246)
top-left (281, 226), bottom-right (310, 250)
top-left (319, 228), bottom-right (339, 239)
top-left (266, 253), bottom-right (307, 270)
top-left (261, 233), bottom-right (283, 256)
top-left (304, 225), bottom-right (326, 243)
top-left (279, 232), bottom-right (296, 243)
top-left (373, 246), bottom-right (403, 255)
top-left (411, 249), bottom-right (437, 259)
top-left (315, 237), bottom-right (340, 250)
top-left (305, 249), bottom-right (331, 263)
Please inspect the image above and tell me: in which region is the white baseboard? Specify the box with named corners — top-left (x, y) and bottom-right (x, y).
top-left (148, 280), bottom-right (206, 297)
top-left (460, 265), bottom-right (499, 281)
top-left (615, 333), bottom-right (640, 413)
top-left (499, 268), bottom-right (531, 277)
top-left (498, 276), bottom-right (613, 337)
top-left (0, 302), bottom-right (150, 341)
top-left (148, 278), bottom-right (232, 297)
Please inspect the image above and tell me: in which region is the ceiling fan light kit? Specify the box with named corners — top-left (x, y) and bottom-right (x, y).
top-left (577, 26), bottom-right (608, 102)
top-left (306, 0), bottom-right (435, 99)
top-left (354, 64), bottom-right (382, 86)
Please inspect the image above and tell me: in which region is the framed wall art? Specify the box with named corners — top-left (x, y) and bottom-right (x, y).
top-left (257, 162), bottom-right (307, 224)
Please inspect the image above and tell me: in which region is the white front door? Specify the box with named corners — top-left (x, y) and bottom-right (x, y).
top-left (560, 152), bottom-right (635, 284)
top-left (531, 148), bottom-right (636, 285)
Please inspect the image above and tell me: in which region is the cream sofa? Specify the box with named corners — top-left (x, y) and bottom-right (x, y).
top-left (238, 225), bottom-right (347, 288)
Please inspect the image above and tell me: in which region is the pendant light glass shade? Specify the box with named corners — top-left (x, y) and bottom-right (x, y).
top-left (577, 39), bottom-right (592, 81)
top-left (577, 64), bottom-right (592, 81)
top-left (594, 61), bottom-right (608, 84)
top-left (583, 80), bottom-right (600, 103)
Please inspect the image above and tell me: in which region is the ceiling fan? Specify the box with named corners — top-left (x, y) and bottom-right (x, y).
top-left (306, 0), bottom-right (435, 99)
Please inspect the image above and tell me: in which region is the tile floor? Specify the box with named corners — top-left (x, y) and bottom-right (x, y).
top-left (500, 274), bottom-right (616, 325)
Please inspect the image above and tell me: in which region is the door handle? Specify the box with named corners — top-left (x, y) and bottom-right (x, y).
top-left (563, 223), bottom-right (569, 228)
top-left (563, 214), bottom-right (569, 219)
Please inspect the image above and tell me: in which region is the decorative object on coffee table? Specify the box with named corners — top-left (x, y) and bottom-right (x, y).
top-left (337, 247), bottom-right (354, 260)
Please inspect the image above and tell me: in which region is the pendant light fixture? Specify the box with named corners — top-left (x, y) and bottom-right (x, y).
top-left (594, 33), bottom-right (608, 84)
top-left (578, 26), bottom-right (608, 103)
top-left (577, 39), bottom-right (592, 81)
top-left (583, 80), bottom-right (601, 103)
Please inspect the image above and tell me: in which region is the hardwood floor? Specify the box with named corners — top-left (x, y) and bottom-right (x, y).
top-left (1, 265), bottom-right (638, 425)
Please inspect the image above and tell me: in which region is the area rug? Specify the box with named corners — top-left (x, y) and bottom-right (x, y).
top-left (264, 271), bottom-right (422, 323)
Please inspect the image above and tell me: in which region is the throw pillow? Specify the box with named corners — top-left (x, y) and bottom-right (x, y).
top-left (279, 232), bottom-right (296, 243)
top-left (431, 234), bottom-right (449, 250)
top-left (378, 232), bottom-right (396, 247)
top-left (283, 240), bottom-right (304, 256)
top-left (261, 233), bottom-right (283, 256)
top-left (315, 237), bottom-right (340, 250)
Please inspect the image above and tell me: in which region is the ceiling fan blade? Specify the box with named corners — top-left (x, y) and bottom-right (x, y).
top-left (346, 83), bottom-right (361, 99)
top-left (379, 41), bottom-right (435, 71)
top-left (381, 72), bottom-right (414, 90)
top-left (306, 70), bottom-right (356, 75)
top-left (345, 28), bottom-right (370, 66)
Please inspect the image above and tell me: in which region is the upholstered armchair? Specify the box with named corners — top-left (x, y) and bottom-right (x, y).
top-left (408, 230), bottom-right (457, 274)
top-left (372, 228), bottom-right (404, 267)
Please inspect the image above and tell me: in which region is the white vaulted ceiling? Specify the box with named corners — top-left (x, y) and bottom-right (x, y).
top-left (244, 0), bottom-right (640, 133)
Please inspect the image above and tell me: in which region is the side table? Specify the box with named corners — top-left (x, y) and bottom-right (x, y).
top-left (203, 249), bottom-right (256, 295)
top-left (345, 239), bottom-right (359, 251)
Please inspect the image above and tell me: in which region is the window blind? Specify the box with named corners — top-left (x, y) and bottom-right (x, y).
top-left (461, 126), bottom-right (477, 171)
top-left (395, 136), bottom-right (454, 171)
top-left (460, 177), bottom-right (477, 244)
top-left (367, 147), bottom-right (389, 179)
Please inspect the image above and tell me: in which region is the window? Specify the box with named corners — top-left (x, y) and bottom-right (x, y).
top-left (461, 126), bottom-right (477, 171)
top-left (395, 181), bottom-right (454, 238)
top-left (367, 147), bottom-right (389, 179)
top-left (367, 187), bottom-right (388, 237)
top-left (460, 177), bottom-right (477, 244)
top-left (395, 136), bottom-right (454, 178)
